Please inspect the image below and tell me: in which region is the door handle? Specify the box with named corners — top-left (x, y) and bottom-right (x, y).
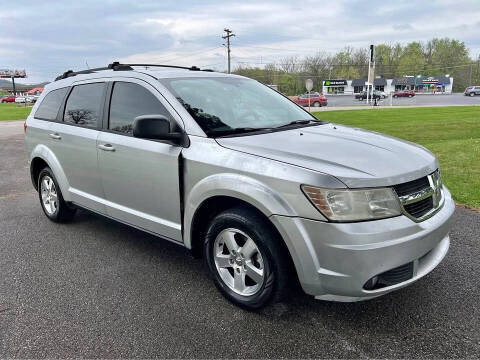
top-left (49, 133), bottom-right (61, 140)
top-left (98, 144), bottom-right (115, 152)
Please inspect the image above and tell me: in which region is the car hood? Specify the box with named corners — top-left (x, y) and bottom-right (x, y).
top-left (216, 123), bottom-right (438, 188)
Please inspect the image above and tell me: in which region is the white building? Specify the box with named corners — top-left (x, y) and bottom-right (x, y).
top-left (322, 76), bottom-right (453, 95)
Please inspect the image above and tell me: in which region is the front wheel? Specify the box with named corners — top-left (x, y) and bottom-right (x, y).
top-left (313, 101), bottom-right (320, 107)
top-left (471, 93), bottom-right (475, 97)
top-left (204, 207), bottom-right (292, 310)
top-left (38, 167), bottom-right (76, 222)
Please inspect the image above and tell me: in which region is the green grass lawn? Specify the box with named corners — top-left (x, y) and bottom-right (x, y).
top-left (0, 103), bottom-right (32, 121)
top-left (313, 106), bottom-right (480, 209)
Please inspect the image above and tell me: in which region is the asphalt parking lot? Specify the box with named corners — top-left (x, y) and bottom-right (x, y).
top-left (324, 92), bottom-right (480, 108)
top-left (1, 124), bottom-right (479, 358)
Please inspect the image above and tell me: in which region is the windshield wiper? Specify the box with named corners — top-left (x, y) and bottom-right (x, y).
top-left (207, 127), bottom-right (275, 137)
top-left (275, 119), bottom-right (319, 129)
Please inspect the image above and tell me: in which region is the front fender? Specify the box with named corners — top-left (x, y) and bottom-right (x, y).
top-left (183, 173), bottom-right (296, 249)
top-left (30, 144), bottom-right (71, 201)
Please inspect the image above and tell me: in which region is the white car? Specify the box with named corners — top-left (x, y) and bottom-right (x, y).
top-left (15, 95), bottom-right (38, 103)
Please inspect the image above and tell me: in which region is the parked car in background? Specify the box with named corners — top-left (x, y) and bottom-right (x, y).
top-left (26, 94), bottom-right (39, 103)
top-left (1, 95), bottom-right (15, 103)
top-left (355, 90), bottom-right (383, 100)
top-left (293, 92), bottom-right (327, 107)
top-left (14, 95), bottom-right (38, 103)
top-left (464, 86), bottom-right (480, 96)
top-left (393, 90), bottom-right (415, 98)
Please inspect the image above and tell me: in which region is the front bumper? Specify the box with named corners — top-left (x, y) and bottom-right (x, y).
top-left (270, 186), bottom-right (455, 301)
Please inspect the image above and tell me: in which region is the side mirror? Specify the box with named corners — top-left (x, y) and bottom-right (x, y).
top-left (133, 115), bottom-right (185, 145)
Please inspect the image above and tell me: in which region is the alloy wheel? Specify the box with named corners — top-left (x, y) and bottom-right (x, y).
top-left (40, 175), bottom-right (58, 215)
top-left (213, 228), bottom-right (265, 296)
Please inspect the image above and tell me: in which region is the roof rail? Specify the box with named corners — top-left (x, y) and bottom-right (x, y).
top-left (54, 61), bottom-right (213, 81)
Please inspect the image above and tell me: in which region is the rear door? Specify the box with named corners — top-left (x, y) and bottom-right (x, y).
top-left (28, 87), bottom-right (69, 158)
top-left (48, 81), bottom-right (107, 213)
top-left (97, 79), bottom-right (183, 242)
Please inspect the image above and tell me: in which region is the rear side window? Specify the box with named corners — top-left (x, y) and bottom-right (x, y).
top-left (34, 88), bottom-right (68, 120)
top-left (109, 82), bottom-right (172, 135)
top-left (64, 83), bottom-right (105, 128)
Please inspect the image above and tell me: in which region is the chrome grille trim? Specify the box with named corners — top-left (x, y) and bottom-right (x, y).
top-left (394, 170), bottom-right (444, 222)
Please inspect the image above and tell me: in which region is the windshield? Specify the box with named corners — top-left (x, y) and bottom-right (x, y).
top-left (159, 77), bottom-right (320, 136)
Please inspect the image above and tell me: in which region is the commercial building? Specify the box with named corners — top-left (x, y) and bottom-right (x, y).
top-left (323, 75), bottom-right (453, 95)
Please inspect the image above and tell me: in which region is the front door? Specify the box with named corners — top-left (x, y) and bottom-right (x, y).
top-left (97, 80), bottom-right (183, 242)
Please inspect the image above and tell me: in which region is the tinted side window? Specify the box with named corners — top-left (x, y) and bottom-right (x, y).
top-left (109, 82), bottom-right (172, 135)
top-left (34, 88), bottom-right (68, 120)
top-left (64, 83), bottom-right (105, 128)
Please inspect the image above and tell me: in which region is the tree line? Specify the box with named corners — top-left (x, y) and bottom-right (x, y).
top-left (233, 38), bottom-right (480, 95)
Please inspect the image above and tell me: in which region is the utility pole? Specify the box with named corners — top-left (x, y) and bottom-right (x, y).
top-left (222, 28), bottom-right (235, 74)
top-left (469, 62), bottom-right (473, 86)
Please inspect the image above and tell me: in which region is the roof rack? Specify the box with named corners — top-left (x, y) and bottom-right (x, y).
top-left (54, 61), bottom-right (214, 81)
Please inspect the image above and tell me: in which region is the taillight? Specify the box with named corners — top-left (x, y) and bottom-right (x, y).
top-left (24, 121), bottom-right (27, 133)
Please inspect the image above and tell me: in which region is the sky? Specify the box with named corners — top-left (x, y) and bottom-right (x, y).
top-left (2, 0), bottom-right (480, 84)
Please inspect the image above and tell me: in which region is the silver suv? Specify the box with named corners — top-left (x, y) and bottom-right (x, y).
top-left (25, 63), bottom-right (455, 309)
top-left (465, 86), bottom-right (480, 96)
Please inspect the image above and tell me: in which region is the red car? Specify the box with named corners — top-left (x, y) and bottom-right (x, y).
top-left (393, 90), bottom-right (415, 98)
top-left (1, 95), bottom-right (16, 103)
top-left (293, 92), bottom-right (327, 107)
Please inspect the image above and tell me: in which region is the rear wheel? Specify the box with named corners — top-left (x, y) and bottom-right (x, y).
top-left (313, 101), bottom-right (321, 107)
top-left (408, 94), bottom-right (413, 98)
top-left (204, 206), bottom-right (292, 310)
top-left (38, 167), bottom-right (76, 222)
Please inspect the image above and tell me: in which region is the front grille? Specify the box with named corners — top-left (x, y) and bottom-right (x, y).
top-left (403, 196), bottom-right (434, 218)
top-left (393, 176), bottom-right (430, 197)
top-left (364, 262), bottom-right (414, 290)
top-left (393, 174), bottom-right (439, 220)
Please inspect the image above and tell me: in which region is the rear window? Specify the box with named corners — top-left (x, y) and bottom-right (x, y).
top-left (64, 83), bottom-right (105, 128)
top-left (34, 88), bottom-right (68, 121)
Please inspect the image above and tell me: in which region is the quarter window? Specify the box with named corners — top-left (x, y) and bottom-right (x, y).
top-left (34, 88), bottom-right (68, 121)
top-left (64, 83), bottom-right (105, 128)
top-left (109, 82), bottom-right (172, 135)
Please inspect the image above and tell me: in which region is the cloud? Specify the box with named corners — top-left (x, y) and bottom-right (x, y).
top-left (2, 0), bottom-right (480, 83)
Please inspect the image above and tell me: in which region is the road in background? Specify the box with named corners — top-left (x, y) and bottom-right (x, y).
top-left (0, 124), bottom-right (479, 358)
top-left (323, 93), bottom-right (480, 107)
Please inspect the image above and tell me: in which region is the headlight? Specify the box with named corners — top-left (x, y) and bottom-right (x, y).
top-left (301, 185), bottom-right (402, 222)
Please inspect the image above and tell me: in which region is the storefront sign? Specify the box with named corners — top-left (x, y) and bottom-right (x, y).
top-left (423, 77), bottom-right (439, 84)
top-left (324, 79), bottom-right (347, 86)
top-left (0, 69), bottom-right (27, 78)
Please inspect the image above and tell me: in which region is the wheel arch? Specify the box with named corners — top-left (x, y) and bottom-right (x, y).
top-left (184, 173), bottom-right (296, 252)
top-left (29, 145), bottom-right (71, 200)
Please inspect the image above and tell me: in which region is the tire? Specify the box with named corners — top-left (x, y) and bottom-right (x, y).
top-left (393, 95), bottom-right (397, 98)
top-left (204, 206), bottom-right (292, 310)
top-left (313, 101), bottom-right (320, 107)
top-left (470, 93), bottom-right (475, 97)
top-left (408, 94), bottom-right (413, 98)
top-left (38, 167), bottom-right (76, 222)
